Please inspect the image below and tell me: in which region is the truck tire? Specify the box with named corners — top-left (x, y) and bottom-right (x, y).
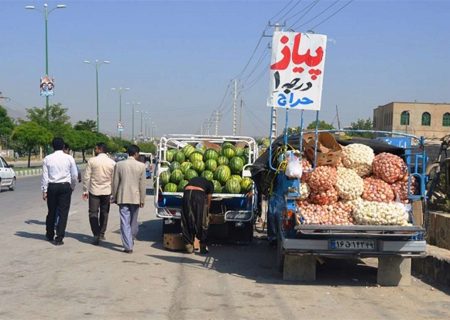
top-left (276, 236), bottom-right (284, 273)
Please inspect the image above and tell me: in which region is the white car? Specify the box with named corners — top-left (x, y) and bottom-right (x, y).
top-left (0, 156), bottom-right (16, 191)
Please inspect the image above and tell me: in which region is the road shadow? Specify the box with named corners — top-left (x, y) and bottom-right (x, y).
top-left (24, 219), bottom-right (46, 225)
top-left (14, 230), bottom-right (123, 252)
top-left (136, 219), bottom-right (162, 243)
top-left (146, 220), bottom-right (381, 287)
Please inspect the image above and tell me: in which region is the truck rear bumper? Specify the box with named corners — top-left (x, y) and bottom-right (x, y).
top-left (282, 238), bottom-right (427, 258)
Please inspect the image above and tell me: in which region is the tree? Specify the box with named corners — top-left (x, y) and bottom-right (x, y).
top-left (306, 120), bottom-right (335, 130)
top-left (26, 103), bottom-right (72, 138)
top-left (0, 105), bottom-right (15, 148)
top-left (137, 141), bottom-right (157, 154)
top-left (11, 122), bottom-right (52, 167)
top-left (348, 118), bottom-right (374, 138)
top-left (74, 119), bottom-right (96, 132)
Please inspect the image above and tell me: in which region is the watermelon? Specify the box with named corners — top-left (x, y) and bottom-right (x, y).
top-left (182, 144), bottom-right (196, 158)
top-left (170, 161), bottom-right (181, 171)
top-left (229, 156), bottom-right (244, 174)
top-left (230, 175), bottom-right (242, 183)
top-left (235, 147), bottom-right (244, 157)
top-left (180, 162), bottom-right (192, 174)
top-left (214, 165), bottom-right (231, 184)
top-left (189, 151), bottom-right (203, 163)
top-left (222, 147), bottom-right (235, 159)
top-left (217, 156), bottom-right (229, 166)
top-left (164, 182), bottom-right (178, 192)
top-left (174, 151), bottom-right (186, 163)
top-left (191, 160), bottom-right (205, 173)
top-left (205, 159), bottom-right (218, 172)
top-left (170, 169), bottom-right (184, 184)
top-left (201, 170), bottom-right (214, 181)
top-left (222, 142), bottom-right (235, 150)
top-left (166, 149), bottom-right (177, 162)
top-left (212, 180), bottom-right (222, 193)
top-left (160, 170), bottom-right (171, 186)
top-left (204, 148), bottom-right (219, 161)
top-left (185, 169), bottom-right (198, 180)
top-left (178, 179), bottom-right (189, 192)
top-left (225, 179), bottom-right (241, 194)
top-left (240, 177), bottom-right (253, 192)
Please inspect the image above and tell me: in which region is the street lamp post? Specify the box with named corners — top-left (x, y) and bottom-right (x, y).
top-left (111, 87), bottom-right (130, 139)
top-left (126, 101), bottom-right (140, 141)
top-left (84, 60), bottom-right (110, 132)
top-left (25, 3), bottom-right (66, 123)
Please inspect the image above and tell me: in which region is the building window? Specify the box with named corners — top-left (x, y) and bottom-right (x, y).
top-left (421, 112), bottom-right (431, 126)
top-left (400, 111), bottom-right (410, 125)
top-left (443, 113), bottom-right (450, 127)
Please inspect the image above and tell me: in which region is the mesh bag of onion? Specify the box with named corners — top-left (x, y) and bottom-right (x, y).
top-left (372, 152), bottom-right (408, 184)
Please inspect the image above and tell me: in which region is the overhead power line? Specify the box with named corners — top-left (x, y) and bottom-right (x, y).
top-left (277, 0), bottom-right (303, 22)
top-left (309, 0), bottom-right (354, 30)
top-left (293, 0), bottom-right (340, 30)
top-left (268, 0), bottom-right (295, 22)
top-left (287, 0), bottom-right (321, 29)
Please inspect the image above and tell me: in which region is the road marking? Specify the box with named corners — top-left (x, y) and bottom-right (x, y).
top-left (69, 210), bottom-right (78, 216)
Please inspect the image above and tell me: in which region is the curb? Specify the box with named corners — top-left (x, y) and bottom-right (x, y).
top-left (412, 245), bottom-right (450, 288)
top-left (16, 169), bottom-right (43, 177)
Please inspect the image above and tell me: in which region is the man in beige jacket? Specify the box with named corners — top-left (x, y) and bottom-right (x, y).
top-left (111, 144), bottom-right (146, 253)
top-left (82, 142), bottom-right (116, 245)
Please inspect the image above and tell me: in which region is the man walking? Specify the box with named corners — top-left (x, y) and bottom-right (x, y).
top-left (82, 142), bottom-right (116, 245)
top-left (41, 137), bottom-right (78, 246)
top-left (181, 176), bottom-right (214, 254)
top-left (111, 145), bottom-right (146, 253)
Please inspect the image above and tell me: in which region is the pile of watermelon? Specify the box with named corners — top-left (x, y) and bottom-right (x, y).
top-left (159, 142), bottom-right (254, 194)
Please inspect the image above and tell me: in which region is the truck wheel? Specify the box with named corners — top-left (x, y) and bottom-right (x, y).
top-left (276, 237), bottom-right (284, 273)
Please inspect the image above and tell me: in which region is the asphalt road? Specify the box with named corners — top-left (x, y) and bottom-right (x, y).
top-left (0, 176), bottom-right (449, 320)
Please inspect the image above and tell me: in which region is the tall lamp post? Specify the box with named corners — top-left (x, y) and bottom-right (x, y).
top-left (25, 3), bottom-right (66, 123)
top-left (111, 87), bottom-right (130, 139)
top-left (83, 60), bottom-right (110, 132)
top-left (136, 110), bottom-right (148, 140)
top-left (126, 101), bottom-right (140, 141)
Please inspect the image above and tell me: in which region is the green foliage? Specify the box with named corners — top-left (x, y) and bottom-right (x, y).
top-left (25, 103), bottom-right (71, 138)
top-left (306, 120), bottom-right (335, 130)
top-left (74, 119), bottom-right (97, 132)
top-left (0, 105), bottom-right (15, 137)
top-left (137, 141), bottom-right (157, 154)
top-left (11, 121), bottom-right (52, 148)
top-left (348, 118), bottom-right (374, 138)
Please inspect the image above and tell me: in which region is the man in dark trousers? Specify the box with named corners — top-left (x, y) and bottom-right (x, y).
top-left (181, 176), bottom-right (214, 254)
top-left (41, 137), bottom-right (78, 245)
top-left (82, 142), bottom-right (116, 245)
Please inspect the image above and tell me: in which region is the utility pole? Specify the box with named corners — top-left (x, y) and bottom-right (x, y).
top-left (336, 105), bottom-right (341, 130)
top-left (214, 110), bottom-right (220, 136)
top-left (232, 79), bottom-right (238, 135)
top-left (239, 98), bottom-right (243, 135)
top-left (269, 23), bottom-right (282, 142)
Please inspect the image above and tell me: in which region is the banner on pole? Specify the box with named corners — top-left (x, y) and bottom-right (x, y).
top-left (40, 75), bottom-right (54, 97)
top-left (268, 32), bottom-right (327, 111)
top-left (117, 121), bottom-right (124, 132)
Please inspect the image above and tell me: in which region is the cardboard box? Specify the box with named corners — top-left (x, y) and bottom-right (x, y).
top-left (304, 132), bottom-right (342, 166)
top-left (163, 233), bottom-right (185, 251)
top-left (163, 233), bottom-right (200, 251)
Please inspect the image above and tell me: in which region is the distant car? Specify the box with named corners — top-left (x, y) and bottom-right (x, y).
top-left (139, 152), bottom-right (154, 179)
top-left (0, 156), bottom-right (16, 191)
top-left (114, 153), bottom-right (128, 162)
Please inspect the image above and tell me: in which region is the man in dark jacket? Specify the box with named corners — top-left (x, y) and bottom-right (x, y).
top-left (181, 176), bottom-right (214, 254)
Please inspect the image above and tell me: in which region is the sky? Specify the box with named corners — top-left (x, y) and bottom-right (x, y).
top-left (1, 0), bottom-right (450, 139)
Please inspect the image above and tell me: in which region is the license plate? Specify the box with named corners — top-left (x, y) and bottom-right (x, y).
top-left (329, 239), bottom-right (376, 251)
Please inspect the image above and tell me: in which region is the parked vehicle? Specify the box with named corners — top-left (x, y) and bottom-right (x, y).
top-left (113, 153), bottom-right (128, 162)
top-left (154, 134), bottom-right (259, 242)
top-left (252, 125), bottom-right (428, 285)
top-left (0, 156), bottom-right (16, 191)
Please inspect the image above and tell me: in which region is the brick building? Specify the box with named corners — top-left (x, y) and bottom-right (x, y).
top-left (373, 102), bottom-right (450, 139)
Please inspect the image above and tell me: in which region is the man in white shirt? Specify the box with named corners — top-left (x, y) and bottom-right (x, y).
top-left (82, 142), bottom-right (116, 245)
top-left (41, 137), bottom-right (78, 245)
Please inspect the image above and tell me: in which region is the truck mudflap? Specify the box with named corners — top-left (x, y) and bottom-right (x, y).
top-left (282, 238), bottom-right (427, 257)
